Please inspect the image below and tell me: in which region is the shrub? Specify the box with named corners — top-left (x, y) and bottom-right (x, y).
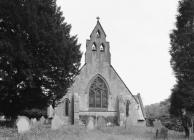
top-left (20, 108), bottom-right (47, 119)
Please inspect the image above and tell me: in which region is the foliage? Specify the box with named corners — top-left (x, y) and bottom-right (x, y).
top-left (145, 99), bottom-right (184, 131)
top-left (169, 0), bottom-right (194, 116)
top-left (145, 99), bottom-right (170, 120)
top-left (20, 108), bottom-right (47, 119)
top-left (0, 0), bottom-right (82, 117)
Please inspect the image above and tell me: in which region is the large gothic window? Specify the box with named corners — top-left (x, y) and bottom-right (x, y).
top-left (89, 76), bottom-right (108, 109)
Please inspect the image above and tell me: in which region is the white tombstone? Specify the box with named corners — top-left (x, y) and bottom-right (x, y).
top-left (16, 116), bottom-right (31, 134)
top-left (39, 116), bottom-right (45, 125)
top-left (87, 117), bottom-right (94, 130)
top-left (47, 105), bottom-right (54, 119)
top-left (51, 114), bottom-right (64, 130)
top-left (31, 118), bottom-right (37, 125)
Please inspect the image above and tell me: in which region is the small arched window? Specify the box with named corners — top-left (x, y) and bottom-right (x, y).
top-left (96, 30), bottom-right (100, 38)
top-left (100, 44), bottom-right (105, 52)
top-left (126, 100), bottom-right (130, 117)
top-left (89, 76), bottom-right (108, 109)
top-left (92, 43), bottom-right (97, 51)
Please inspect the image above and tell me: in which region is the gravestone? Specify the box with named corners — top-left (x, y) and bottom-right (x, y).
top-left (51, 114), bottom-right (64, 130)
top-left (16, 116), bottom-right (31, 134)
top-left (97, 117), bottom-right (106, 128)
top-left (160, 126), bottom-right (168, 139)
top-left (87, 117), bottom-right (94, 130)
top-left (47, 104), bottom-right (54, 119)
top-left (39, 116), bottom-right (45, 125)
top-left (31, 118), bottom-right (37, 125)
top-left (153, 119), bottom-right (162, 138)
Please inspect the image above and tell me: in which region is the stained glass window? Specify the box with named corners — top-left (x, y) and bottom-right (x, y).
top-left (89, 76), bottom-right (108, 108)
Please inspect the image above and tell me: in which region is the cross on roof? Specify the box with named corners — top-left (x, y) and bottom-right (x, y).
top-left (96, 16), bottom-right (100, 21)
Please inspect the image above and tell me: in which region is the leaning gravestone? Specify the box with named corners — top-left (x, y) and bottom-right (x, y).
top-left (16, 116), bottom-right (31, 134)
top-left (87, 117), bottom-right (94, 130)
top-left (97, 117), bottom-right (106, 128)
top-left (51, 114), bottom-right (64, 130)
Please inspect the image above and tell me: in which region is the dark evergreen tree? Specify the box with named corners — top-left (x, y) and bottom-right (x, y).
top-left (0, 0), bottom-right (82, 117)
top-left (169, 0), bottom-right (194, 116)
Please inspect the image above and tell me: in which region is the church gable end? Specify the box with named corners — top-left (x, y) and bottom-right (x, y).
top-left (55, 18), bottom-right (146, 127)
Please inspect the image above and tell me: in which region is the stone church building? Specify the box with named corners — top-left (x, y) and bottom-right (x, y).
top-left (55, 19), bottom-right (146, 127)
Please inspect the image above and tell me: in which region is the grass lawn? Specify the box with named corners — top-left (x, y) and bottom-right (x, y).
top-left (0, 125), bottom-right (193, 140)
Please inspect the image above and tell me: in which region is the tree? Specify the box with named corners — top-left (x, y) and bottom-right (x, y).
top-left (0, 0), bottom-right (82, 117)
top-left (169, 0), bottom-right (194, 116)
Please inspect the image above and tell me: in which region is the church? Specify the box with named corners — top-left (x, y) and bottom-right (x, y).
top-left (55, 18), bottom-right (146, 127)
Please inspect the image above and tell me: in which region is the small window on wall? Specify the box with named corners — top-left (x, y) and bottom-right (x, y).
top-left (92, 43), bottom-right (97, 51)
top-left (100, 44), bottom-right (104, 52)
top-left (64, 99), bottom-right (70, 116)
top-left (96, 30), bottom-right (100, 38)
top-left (126, 100), bottom-right (130, 117)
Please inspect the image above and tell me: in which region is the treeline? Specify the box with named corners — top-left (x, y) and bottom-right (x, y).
top-left (145, 99), bottom-right (183, 131)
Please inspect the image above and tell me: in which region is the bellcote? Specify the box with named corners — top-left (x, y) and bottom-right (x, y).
top-left (85, 18), bottom-right (111, 65)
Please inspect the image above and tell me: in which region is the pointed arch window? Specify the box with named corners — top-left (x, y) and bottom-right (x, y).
top-left (126, 100), bottom-right (130, 117)
top-left (89, 76), bottom-right (108, 109)
top-left (96, 30), bottom-right (101, 38)
top-left (100, 44), bottom-right (105, 52)
top-left (92, 43), bottom-right (97, 51)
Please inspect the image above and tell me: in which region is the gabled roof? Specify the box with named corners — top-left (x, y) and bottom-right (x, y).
top-left (110, 65), bottom-right (138, 104)
top-left (90, 20), bottom-right (106, 38)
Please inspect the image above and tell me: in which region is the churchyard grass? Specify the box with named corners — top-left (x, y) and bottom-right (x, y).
top-left (0, 125), bottom-right (193, 140)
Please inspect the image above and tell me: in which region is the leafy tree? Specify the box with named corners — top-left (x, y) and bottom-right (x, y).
top-left (0, 0), bottom-right (82, 117)
top-left (169, 0), bottom-right (194, 116)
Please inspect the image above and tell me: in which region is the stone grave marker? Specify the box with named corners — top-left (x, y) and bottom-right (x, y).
top-left (16, 116), bottom-right (31, 134)
top-left (39, 116), bottom-right (45, 125)
top-left (97, 117), bottom-right (106, 128)
top-left (51, 114), bottom-right (64, 130)
top-left (87, 117), bottom-right (94, 130)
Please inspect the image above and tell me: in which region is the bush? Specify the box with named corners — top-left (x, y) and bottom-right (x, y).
top-left (20, 108), bottom-right (47, 119)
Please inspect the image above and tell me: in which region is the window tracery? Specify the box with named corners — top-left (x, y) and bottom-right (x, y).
top-left (89, 76), bottom-right (108, 108)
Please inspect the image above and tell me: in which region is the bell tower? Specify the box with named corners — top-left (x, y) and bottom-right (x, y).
top-left (85, 17), bottom-right (111, 66)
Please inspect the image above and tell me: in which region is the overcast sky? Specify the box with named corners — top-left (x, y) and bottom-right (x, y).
top-left (57, 0), bottom-right (179, 105)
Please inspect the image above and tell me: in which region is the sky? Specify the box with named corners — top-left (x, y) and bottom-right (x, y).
top-left (56, 0), bottom-right (179, 105)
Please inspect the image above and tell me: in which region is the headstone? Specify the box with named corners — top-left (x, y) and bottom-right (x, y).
top-left (30, 118), bottom-right (37, 129)
top-left (16, 116), bottom-right (31, 134)
top-left (47, 105), bottom-right (54, 119)
top-left (51, 114), bottom-right (64, 130)
top-left (39, 116), bottom-right (45, 125)
top-left (87, 117), bottom-right (94, 130)
top-left (154, 119), bottom-right (162, 130)
top-left (153, 119), bottom-right (162, 138)
top-left (31, 118), bottom-right (37, 125)
top-left (97, 117), bottom-right (106, 128)
top-left (160, 126), bottom-right (168, 139)
top-left (0, 115), bottom-right (5, 121)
